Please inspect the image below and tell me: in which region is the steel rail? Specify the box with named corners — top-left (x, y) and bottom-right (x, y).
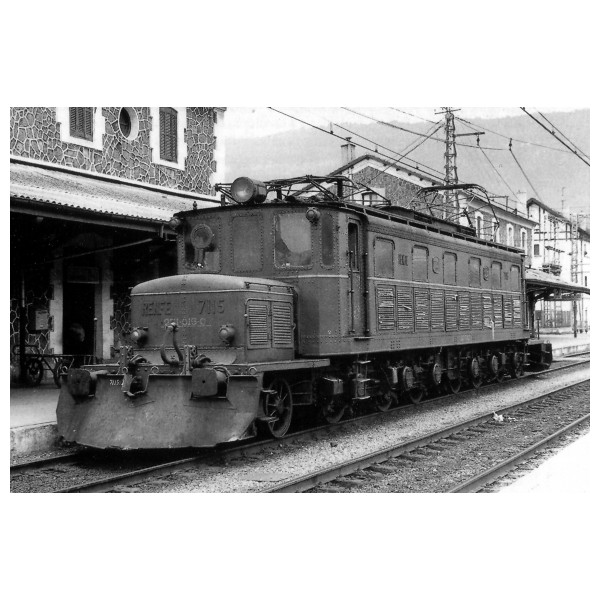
top-left (11, 451), bottom-right (82, 474)
top-left (448, 413), bottom-right (590, 493)
top-left (49, 359), bottom-right (589, 493)
top-left (262, 379), bottom-right (590, 493)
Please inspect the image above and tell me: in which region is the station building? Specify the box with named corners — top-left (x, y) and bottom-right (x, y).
top-left (10, 107), bottom-right (225, 382)
top-left (527, 198), bottom-right (590, 333)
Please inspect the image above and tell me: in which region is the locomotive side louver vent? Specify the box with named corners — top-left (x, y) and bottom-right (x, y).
top-left (493, 293), bottom-right (503, 328)
top-left (272, 302), bottom-right (294, 347)
top-left (459, 292), bottom-right (470, 330)
top-left (415, 289), bottom-right (430, 331)
top-left (504, 295), bottom-right (514, 328)
top-left (376, 286), bottom-right (395, 331)
top-left (444, 291), bottom-right (458, 331)
top-left (513, 298), bottom-right (522, 327)
top-left (483, 294), bottom-right (493, 326)
top-left (396, 286), bottom-right (414, 332)
top-left (471, 293), bottom-right (483, 329)
top-left (247, 301), bottom-right (269, 347)
top-left (430, 289), bottom-right (444, 331)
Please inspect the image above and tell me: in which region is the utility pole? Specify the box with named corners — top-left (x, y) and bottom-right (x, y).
top-left (436, 107), bottom-right (485, 220)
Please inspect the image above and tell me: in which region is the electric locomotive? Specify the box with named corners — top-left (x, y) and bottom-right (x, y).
top-left (57, 175), bottom-right (552, 449)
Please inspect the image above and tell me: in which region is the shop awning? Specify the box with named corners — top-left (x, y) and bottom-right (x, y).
top-left (10, 158), bottom-right (217, 230)
top-left (526, 268), bottom-right (590, 299)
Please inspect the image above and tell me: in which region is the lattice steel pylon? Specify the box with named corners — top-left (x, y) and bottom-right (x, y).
top-left (440, 107), bottom-right (459, 216)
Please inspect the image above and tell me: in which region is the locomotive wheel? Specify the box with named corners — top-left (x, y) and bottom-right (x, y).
top-left (53, 358), bottom-right (68, 388)
top-left (319, 396), bottom-right (346, 424)
top-left (259, 378), bottom-right (293, 439)
top-left (447, 376), bottom-right (461, 394)
top-left (469, 357), bottom-right (483, 389)
top-left (25, 357), bottom-right (44, 386)
top-left (509, 353), bottom-right (525, 379)
top-left (409, 386), bottom-right (424, 404)
top-left (375, 390), bottom-right (396, 412)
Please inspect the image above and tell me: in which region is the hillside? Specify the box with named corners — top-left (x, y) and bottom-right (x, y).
top-left (224, 109), bottom-right (590, 216)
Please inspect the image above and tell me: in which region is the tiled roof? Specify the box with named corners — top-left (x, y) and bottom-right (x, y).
top-left (10, 160), bottom-right (217, 224)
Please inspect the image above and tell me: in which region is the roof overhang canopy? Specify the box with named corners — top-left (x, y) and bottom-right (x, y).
top-left (526, 268), bottom-right (590, 300)
top-left (10, 159), bottom-right (217, 232)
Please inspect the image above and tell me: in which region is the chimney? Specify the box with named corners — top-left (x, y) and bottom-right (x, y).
top-left (341, 137), bottom-right (356, 165)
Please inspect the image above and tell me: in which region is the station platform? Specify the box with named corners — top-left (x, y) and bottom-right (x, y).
top-left (9, 332), bottom-right (591, 461)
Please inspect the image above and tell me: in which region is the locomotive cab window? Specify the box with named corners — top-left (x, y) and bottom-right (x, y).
top-left (321, 213), bottom-right (335, 267)
top-left (374, 238), bottom-right (394, 278)
top-left (443, 252), bottom-right (457, 284)
top-left (412, 246), bottom-right (428, 281)
top-left (274, 213), bottom-right (312, 268)
top-left (469, 257), bottom-right (481, 287)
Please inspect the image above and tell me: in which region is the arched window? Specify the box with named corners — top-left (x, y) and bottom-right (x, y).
top-left (521, 229), bottom-right (527, 249)
top-left (507, 225), bottom-right (514, 246)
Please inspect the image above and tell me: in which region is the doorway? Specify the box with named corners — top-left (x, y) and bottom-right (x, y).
top-left (63, 282), bottom-right (96, 356)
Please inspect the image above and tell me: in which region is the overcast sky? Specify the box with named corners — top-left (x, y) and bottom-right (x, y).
top-left (224, 107), bottom-right (582, 138)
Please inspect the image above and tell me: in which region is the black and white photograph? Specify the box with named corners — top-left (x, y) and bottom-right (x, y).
top-left (4, 3), bottom-right (595, 599)
top-left (9, 105), bottom-right (590, 494)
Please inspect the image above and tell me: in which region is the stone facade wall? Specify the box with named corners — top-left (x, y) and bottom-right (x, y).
top-left (10, 107), bottom-right (217, 194)
top-left (352, 166), bottom-right (424, 208)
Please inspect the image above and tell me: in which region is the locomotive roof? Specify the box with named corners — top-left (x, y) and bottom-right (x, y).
top-left (175, 199), bottom-right (523, 258)
top-left (132, 274), bottom-right (294, 295)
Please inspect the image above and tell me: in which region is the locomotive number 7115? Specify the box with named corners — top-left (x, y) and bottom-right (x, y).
top-left (198, 299), bottom-right (225, 314)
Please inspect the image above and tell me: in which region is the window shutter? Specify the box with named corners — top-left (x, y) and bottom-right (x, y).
top-left (159, 107), bottom-right (178, 162)
top-left (69, 107), bottom-right (93, 141)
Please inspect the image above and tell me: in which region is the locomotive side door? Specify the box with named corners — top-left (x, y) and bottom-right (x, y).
top-left (347, 219), bottom-right (364, 335)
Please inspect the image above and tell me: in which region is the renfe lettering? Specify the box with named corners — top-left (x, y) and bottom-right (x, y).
top-left (142, 301), bottom-right (172, 316)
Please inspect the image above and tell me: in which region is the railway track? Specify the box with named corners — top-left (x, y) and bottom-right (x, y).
top-left (262, 379), bottom-right (590, 493)
top-left (11, 355), bottom-right (589, 493)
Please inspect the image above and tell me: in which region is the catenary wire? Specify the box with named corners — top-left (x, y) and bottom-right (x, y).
top-left (510, 142), bottom-right (545, 203)
top-left (536, 110), bottom-right (590, 159)
top-left (268, 107), bottom-right (446, 182)
top-left (520, 108), bottom-right (590, 166)
top-left (455, 115), bottom-right (572, 154)
top-left (342, 107), bottom-right (507, 151)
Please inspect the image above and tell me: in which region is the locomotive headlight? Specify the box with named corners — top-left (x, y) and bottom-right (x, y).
top-left (219, 324), bottom-right (236, 345)
top-left (305, 207), bottom-right (320, 224)
top-left (168, 216), bottom-right (183, 231)
top-left (131, 327), bottom-right (148, 346)
top-left (231, 177), bottom-right (267, 204)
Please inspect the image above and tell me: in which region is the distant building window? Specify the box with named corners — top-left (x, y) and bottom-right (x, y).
top-left (534, 243), bottom-right (540, 256)
top-left (374, 238), bottom-right (394, 278)
top-left (521, 230), bottom-right (527, 249)
top-left (56, 107), bottom-right (104, 151)
top-left (507, 225), bottom-right (514, 246)
top-left (118, 107), bottom-right (139, 140)
top-left (160, 107), bottom-right (178, 162)
top-left (149, 107), bottom-right (187, 170)
top-left (69, 107), bottom-right (94, 141)
top-left (475, 213), bottom-right (483, 238)
top-left (585, 276), bottom-right (588, 287)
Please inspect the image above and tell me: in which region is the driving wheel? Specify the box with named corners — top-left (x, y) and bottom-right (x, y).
top-left (259, 378), bottom-right (293, 438)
